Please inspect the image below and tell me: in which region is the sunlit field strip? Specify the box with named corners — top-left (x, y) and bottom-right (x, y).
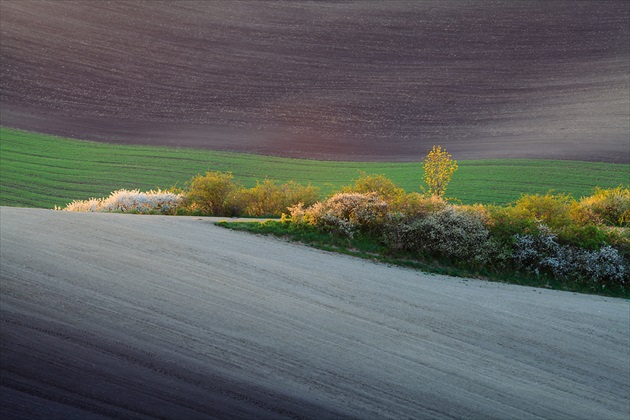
top-left (1, 127), bottom-right (628, 209)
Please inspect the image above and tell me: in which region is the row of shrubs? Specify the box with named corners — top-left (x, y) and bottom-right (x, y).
top-left (59, 171), bottom-right (629, 289)
top-left (285, 177), bottom-right (628, 289)
top-left (58, 171), bottom-right (320, 217)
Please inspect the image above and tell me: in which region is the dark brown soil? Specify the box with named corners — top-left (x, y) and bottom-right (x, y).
top-left (1, 0), bottom-right (628, 162)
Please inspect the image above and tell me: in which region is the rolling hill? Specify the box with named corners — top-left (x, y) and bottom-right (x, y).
top-left (1, 0), bottom-right (628, 162)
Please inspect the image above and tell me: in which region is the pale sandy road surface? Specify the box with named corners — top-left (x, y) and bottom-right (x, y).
top-left (1, 207), bottom-right (629, 419)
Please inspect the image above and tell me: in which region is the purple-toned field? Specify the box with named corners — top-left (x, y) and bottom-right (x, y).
top-left (2, 3), bottom-right (630, 418)
top-left (1, 0), bottom-right (629, 162)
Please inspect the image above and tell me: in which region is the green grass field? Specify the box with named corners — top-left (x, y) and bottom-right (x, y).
top-left (1, 127), bottom-right (628, 209)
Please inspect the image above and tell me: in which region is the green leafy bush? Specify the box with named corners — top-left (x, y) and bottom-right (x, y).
top-left (578, 186), bottom-right (630, 227)
top-left (486, 204), bottom-right (541, 245)
top-left (186, 171), bottom-right (240, 216)
top-left (390, 192), bottom-right (448, 219)
top-left (556, 224), bottom-right (609, 250)
top-left (234, 179), bottom-right (319, 217)
top-left (604, 227), bottom-right (630, 258)
top-left (341, 173), bottom-right (405, 202)
top-left (486, 193), bottom-right (619, 251)
top-left (185, 172), bottom-right (319, 217)
top-left (511, 193), bottom-right (575, 229)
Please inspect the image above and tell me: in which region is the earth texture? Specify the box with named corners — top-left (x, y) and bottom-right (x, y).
top-left (1, 3), bottom-right (630, 418)
top-left (1, 0), bottom-right (629, 162)
top-left (1, 208), bottom-right (629, 419)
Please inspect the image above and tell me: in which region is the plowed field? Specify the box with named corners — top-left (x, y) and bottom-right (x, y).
top-left (1, 0), bottom-right (628, 162)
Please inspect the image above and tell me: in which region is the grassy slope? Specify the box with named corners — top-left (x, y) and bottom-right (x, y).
top-left (1, 127), bottom-right (628, 209)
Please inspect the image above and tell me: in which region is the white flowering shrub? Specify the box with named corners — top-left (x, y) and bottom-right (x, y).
top-left (513, 225), bottom-right (562, 271)
top-left (385, 206), bottom-right (494, 265)
top-left (570, 246), bottom-right (627, 285)
top-left (60, 197), bottom-right (103, 212)
top-left (286, 202), bottom-right (309, 224)
top-left (58, 189), bottom-right (184, 215)
top-left (289, 192), bottom-right (389, 237)
top-left (513, 226), bottom-right (628, 286)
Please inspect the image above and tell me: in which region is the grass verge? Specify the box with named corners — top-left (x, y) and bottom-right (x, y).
top-left (217, 220), bottom-right (629, 299)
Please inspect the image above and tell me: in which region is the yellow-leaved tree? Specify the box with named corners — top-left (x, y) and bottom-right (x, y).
top-left (422, 145), bottom-right (458, 197)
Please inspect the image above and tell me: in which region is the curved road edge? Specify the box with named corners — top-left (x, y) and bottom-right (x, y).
top-left (1, 207), bottom-right (628, 418)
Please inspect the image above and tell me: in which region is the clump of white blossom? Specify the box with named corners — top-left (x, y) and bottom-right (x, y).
top-left (57, 189), bottom-right (183, 215)
top-left (513, 225), bottom-right (627, 285)
top-left (384, 206), bottom-right (496, 265)
top-left (289, 192), bottom-right (389, 237)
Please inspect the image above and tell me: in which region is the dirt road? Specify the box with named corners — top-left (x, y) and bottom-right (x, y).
top-left (1, 207), bottom-right (628, 418)
top-left (1, 1), bottom-right (628, 162)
